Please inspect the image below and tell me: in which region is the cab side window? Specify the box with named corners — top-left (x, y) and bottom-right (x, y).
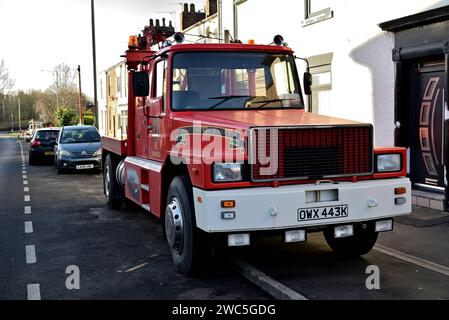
top-left (154, 60), bottom-right (167, 110)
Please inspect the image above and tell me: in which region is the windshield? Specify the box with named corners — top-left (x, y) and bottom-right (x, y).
top-left (171, 52), bottom-right (304, 111)
top-left (35, 130), bottom-right (59, 141)
top-left (60, 128), bottom-right (100, 144)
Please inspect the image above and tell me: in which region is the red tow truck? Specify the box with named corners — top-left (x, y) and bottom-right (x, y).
top-left (101, 24), bottom-right (411, 275)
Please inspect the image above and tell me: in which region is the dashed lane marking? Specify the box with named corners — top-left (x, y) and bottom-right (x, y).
top-left (24, 221), bottom-right (33, 234)
top-left (24, 195), bottom-right (31, 202)
top-left (25, 245), bottom-right (37, 264)
top-left (24, 206), bottom-right (31, 214)
top-left (23, 180), bottom-right (28, 185)
top-left (27, 284), bottom-right (41, 300)
top-left (24, 187), bottom-right (29, 192)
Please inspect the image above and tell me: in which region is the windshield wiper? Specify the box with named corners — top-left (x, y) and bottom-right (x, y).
top-left (207, 95), bottom-right (253, 110)
top-left (249, 99), bottom-right (294, 109)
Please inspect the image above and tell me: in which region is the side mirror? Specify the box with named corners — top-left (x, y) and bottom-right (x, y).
top-left (133, 71), bottom-right (149, 97)
top-left (303, 72), bottom-right (312, 96)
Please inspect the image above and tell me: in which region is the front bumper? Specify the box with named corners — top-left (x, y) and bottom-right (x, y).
top-left (193, 178), bottom-right (411, 233)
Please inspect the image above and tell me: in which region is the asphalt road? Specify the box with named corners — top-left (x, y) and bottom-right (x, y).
top-left (0, 133), bottom-right (266, 300)
top-left (1, 132), bottom-right (449, 300)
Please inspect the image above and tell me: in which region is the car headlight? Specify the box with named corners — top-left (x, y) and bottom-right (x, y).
top-left (376, 154), bottom-right (401, 172)
top-left (94, 149), bottom-right (102, 157)
top-left (59, 149), bottom-right (72, 157)
top-left (213, 163), bottom-right (243, 182)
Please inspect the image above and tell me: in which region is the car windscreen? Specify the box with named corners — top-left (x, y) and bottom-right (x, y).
top-left (171, 51), bottom-right (304, 111)
top-left (35, 130), bottom-right (59, 141)
top-left (60, 128), bottom-right (100, 144)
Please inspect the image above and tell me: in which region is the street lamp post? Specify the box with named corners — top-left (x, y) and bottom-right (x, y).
top-left (18, 98), bottom-right (21, 131)
top-left (91, 0), bottom-right (98, 128)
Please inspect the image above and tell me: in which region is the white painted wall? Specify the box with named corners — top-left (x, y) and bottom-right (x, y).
top-left (226, 0), bottom-right (449, 146)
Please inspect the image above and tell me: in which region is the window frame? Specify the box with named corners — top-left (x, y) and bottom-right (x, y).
top-left (308, 52), bottom-right (333, 114)
top-left (303, 0), bottom-right (334, 27)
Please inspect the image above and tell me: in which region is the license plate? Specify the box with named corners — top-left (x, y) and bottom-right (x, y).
top-left (45, 151), bottom-right (54, 156)
top-left (76, 164), bottom-right (94, 170)
top-left (297, 205), bottom-right (349, 222)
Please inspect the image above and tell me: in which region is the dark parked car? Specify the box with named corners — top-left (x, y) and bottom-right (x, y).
top-left (28, 128), bottom-right (60, 165)
top-left (55, 125), bottom-right (102, 174)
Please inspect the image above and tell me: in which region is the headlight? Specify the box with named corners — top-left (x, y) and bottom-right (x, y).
top-left (213, 163), bottom-right (243, 182)
top-left (94, 149), bottom-right (102, 157)
top-left (59, 149), bottom-right (72, 157)
top-left (376, 154), bottom-right (401, 172)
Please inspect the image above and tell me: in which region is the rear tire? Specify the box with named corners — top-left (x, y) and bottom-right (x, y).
top-left (324, 225), bottom-right (378, 257)
top-left (165, 175), bottom-right (209, 276)
top-left (104, 154), bottom-right (124, 209)
top-left (28, 154), bottom-right (35, 166)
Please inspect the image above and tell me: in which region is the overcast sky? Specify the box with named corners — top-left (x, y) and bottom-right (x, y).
top-left (0, 0), bottom-right (204, 99)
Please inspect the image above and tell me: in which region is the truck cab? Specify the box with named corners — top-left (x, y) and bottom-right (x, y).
top-left (101, 31), bottom-right (411, 275)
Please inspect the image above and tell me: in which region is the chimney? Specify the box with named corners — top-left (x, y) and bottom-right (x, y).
top-left (180, 2), bottom-right (206, 30)
top-left (205, 0), bottom-right (217, 17)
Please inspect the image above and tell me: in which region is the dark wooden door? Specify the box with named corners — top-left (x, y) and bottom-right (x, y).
top-left (411, 62), bottom-right (445, 193)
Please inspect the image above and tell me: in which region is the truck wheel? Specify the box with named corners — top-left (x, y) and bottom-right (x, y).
top-left (104, 154), bottom-right (124, 209)
top-left (165, 175), bottom-right (207, 276)
top-left (324, 226), bottom-right (378, 257)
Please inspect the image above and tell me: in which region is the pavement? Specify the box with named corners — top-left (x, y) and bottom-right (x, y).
top-left (396, 206), bottom-right (449, 227)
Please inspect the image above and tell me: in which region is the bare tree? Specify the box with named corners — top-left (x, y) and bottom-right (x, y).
top-left (0, 60), bottom-right (15, 95)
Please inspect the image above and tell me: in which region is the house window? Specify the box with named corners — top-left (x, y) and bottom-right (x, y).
top-left (308, 53), bottom-right (333, 116)
top-left (233, 0), bottom-right (247, 40)
top-left (303, 0), bottom-right (333, 26)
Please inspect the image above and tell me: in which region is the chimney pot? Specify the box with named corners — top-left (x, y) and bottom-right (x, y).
top-left (149, 19), bottom-right (154, 27)
top-left (155, 19), bottom-right (160, 27)
top-left (190, 3), bottom-right (195, 12)
top-left (183, 3), bottom-right (188, 12)
top-left (162, 18), bottom-right (166, 27)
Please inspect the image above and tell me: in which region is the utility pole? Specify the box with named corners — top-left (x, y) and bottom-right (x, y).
top-left (18, 98), bottom-right (21, 131)
top-left (78, 65), bottom-right (83, 125)
top-left (2, 98), bottom-right (5, 130)
top-left (55, 70), bottom-right (59, 112)
top-left (91, 0), bottom-right (98, 128)
top-left (10, 114), bottom-right (13, 132)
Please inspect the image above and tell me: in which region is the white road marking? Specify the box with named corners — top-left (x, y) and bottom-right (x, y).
top-left (23, 175), bottom-right (27, 180)
top-left (22, 170), bottom-right (26, 174)
top-left (24, 206), bottom-right (31, 214)
top-left (24, 187), bottom-right (29, 192)
top-left (23, 180), bottom-right (28, 185)
top-left (25, 245), bottom-right (36, 264)
top-left (233, 258), bottom-right (308, 300)
top-left (24, 221), bottom-right (33, 234)
top-left (27, 284), bottom-right (41, 300)
top-left (125, 262), bottom-right (149, 273)
top-left (374, 245), bottom-right (449, 277)
top-left (24, 195), bottom-right (31, 202)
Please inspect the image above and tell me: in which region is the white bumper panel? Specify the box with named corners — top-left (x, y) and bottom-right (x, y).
top-left (193, 178), bottom-right (411, 233)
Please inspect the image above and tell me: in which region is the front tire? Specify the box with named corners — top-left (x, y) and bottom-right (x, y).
top-left (165, 175), bottom-right (208, 276)
top-left (104, 154), bottom-right (124, 209)
top-left (324, 225), bottom-right (378, 257)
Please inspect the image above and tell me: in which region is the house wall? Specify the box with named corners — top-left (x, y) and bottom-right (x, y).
top-left (226, 0), bottom-right (449, 146)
